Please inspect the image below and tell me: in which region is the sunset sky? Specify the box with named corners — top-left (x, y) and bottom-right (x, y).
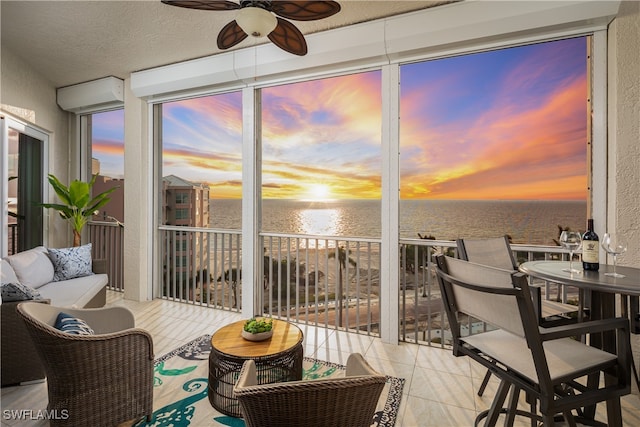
top-left (93, 37), bottom-right (587, 201)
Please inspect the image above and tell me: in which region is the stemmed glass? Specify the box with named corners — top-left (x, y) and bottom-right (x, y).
top-left (601, 233), bottom-right (628, 278)
top-left (560, 231), bottom-right (582, 273)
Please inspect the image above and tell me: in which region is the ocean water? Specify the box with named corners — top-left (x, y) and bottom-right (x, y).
top-left (210, 199), bottom-right (586, 245)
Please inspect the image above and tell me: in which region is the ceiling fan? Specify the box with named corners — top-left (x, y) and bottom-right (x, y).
top-left (161, 1), bottom-right (341, 56)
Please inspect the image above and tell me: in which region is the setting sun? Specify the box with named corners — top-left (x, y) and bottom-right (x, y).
top-left (304, 183), bottom-right (333, 201)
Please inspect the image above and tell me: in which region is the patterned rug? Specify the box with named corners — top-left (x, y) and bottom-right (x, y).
top-left (133, 335), bottom-right (404, 427)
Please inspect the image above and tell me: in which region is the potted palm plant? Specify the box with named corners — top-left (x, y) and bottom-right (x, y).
top-left (41, 174), bottom-right (118, 246)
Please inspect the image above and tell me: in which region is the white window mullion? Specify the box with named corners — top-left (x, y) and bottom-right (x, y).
top-left (241, 87), bottom-right (262, 316)
top-left (380, 63), bottom-right (400, 344)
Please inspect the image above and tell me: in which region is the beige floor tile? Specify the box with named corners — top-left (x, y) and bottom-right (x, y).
top-left (409, 365), bottom-right (477, 410)
top-left (399, 395), bottom-right (477, 426)
top-left (367, 339), bottom-right (419, 366)
top-left (320, 328), bottom-right (375, 354)
top-left (364, 356), bottom-right (415, 395)
top-left (312, 346), bottom-right (356, 366)
top-left (415, 344), bottom-right (472, 377)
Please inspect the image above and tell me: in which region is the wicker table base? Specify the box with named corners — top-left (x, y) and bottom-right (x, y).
top-left (207, 319), bottom-right (303, 417)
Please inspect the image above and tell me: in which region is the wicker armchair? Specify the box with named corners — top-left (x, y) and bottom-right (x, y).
top-left (1, 299), bottom-right (50, 386)
top-left (1, 259), bottom-right (108, 387)
top-left (234, 353), bottom-right (386, 427)
top-left (16, 302), bottom-right (154, 427)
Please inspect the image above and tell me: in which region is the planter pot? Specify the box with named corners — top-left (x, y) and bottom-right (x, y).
top-left (241, 329), bottom-right (273, 342)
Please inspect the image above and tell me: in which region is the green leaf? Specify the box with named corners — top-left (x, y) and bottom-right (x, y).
top-left (40, 173), bottom-right (119, 242)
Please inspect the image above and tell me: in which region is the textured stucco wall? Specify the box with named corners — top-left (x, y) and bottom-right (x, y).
top-left (609, 1), bottom-right (640, 268)
top-left (610, 1), bottom-right (640, 395)
top-left (1, 47), bottom-right (73, 248)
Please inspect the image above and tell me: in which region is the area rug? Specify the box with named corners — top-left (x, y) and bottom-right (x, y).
top-left (133, 334), bottom-right (404, 427)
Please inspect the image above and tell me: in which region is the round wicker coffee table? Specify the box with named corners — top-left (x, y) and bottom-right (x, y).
top-left (208, 319), bottom-right (303, 417)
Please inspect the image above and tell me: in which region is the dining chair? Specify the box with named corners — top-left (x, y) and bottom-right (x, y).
top-left (234, 352), bottom-right (386, 427)
top-left (435, 255), bottom-right (631, 427)
top-left (16, 302), bottom-right (154, 427)
top-left (456, 236), bottom-right (584, 397)
top-left (456, 235), bottom-right (581, 327)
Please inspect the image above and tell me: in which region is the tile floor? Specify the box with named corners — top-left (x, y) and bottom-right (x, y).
top-left (2, 291), bottom-right (640, 426)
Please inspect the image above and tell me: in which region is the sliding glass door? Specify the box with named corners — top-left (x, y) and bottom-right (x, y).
top-left (1, 116), bottom-right (48, 256)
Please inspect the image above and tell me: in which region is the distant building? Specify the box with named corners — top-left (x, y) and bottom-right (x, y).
top-left (161, 174), bottom-right (210, 227)
top-left (91, 158), bottom-right (100, 176)
top-left (92, 175), bottom-right (125, 223)
top-left (161, 175), bottom-right (210, 287)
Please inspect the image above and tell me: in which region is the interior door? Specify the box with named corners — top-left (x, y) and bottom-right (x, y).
top-left (1, 115), bottom-right (48, 256)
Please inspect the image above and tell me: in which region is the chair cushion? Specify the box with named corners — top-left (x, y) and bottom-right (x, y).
top-left (48, 244), bottom-right (94, 281)
top-left (0, 282), bottom-right (43, 302)
top-left (463, 329), bottom-right (617, 383)
top-left (6, 246), bottom-right (55, 289)
top-left (54, 312), bottom-right (95, 335)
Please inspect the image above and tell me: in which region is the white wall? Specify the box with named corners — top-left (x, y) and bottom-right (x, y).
top-left (609, 1), bottom-right (640, 268)
top-left (0, 47), bottom-right (74, 248)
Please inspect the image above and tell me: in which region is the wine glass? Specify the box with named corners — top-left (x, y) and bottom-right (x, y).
top-left (560, 231), bottom-right (582, 273)
top-left (601, 233), bottom-right (627, 278)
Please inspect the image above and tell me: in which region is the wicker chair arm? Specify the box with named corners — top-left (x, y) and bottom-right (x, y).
top-left (92, 258), bottom-right (108, 274)
top-left (234, 358), bottom-right (386, 427)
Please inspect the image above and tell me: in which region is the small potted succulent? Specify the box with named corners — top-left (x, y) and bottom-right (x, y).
top-left (241, 317), bottom-right (274, 341)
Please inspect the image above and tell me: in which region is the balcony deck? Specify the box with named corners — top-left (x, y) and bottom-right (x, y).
top-left (2, 290), bottom-right (639, 426)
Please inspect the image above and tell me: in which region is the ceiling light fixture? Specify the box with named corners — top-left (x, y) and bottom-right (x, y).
top-left (236, 7), bottom-right (277, 38)
top-left (162, 1), bottom-right (341, 56)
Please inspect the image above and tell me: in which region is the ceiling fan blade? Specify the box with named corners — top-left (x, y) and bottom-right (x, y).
top-left (269, 1), bottom-right (341, 21)
top-left (161, 0), bottom-right (240, 11)
top-left (217, 20), bottom-right (249, 50)
top-left (268, 17), bottom-right (307, 56)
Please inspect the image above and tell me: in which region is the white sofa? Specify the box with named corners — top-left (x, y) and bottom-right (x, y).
top-left (1, 246), bottom-right (108, 309)
top-left (1, 246), bottom-right (108, 386)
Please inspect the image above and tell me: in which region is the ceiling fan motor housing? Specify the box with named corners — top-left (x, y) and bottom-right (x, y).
top-left (236, 6), bottom-right (277, 37)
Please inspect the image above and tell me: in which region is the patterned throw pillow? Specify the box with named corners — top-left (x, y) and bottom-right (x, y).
top-left (0, 282), bottom-right (43, 302)
top-left (47, 244), bottom-right (94, 282)
top-left (54, 312), bottom-right (95, 335)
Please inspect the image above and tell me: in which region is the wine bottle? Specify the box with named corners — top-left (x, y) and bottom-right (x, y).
top-left (582, 218), bottom-right (599, 271)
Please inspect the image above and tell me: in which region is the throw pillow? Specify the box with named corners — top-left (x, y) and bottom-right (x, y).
top-left (54, 312), bottom-right (95, 335)
top-left (6, 246), bottom-right (55, 289)
top-left (0, 282), bottom-right (43, 302)
top-left (48, 244), bottom-right (94, 282)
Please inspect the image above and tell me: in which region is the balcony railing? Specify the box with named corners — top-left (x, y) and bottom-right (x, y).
top-left (87, 221), bottom-right (125, 291)
top-left (7, 223), bottom-right (18, 255)
top-left (90, 223), bottom-right (577, 346)
top-left (262, 233), bottom-right (381, 336)
top-left (397, 239), bottom-right (575, 347)
top-left (159, 226), bottom-right (242, 311)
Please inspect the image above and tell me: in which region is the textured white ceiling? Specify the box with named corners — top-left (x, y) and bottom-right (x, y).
top-left (1, 0), bottom-right (453, 88)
